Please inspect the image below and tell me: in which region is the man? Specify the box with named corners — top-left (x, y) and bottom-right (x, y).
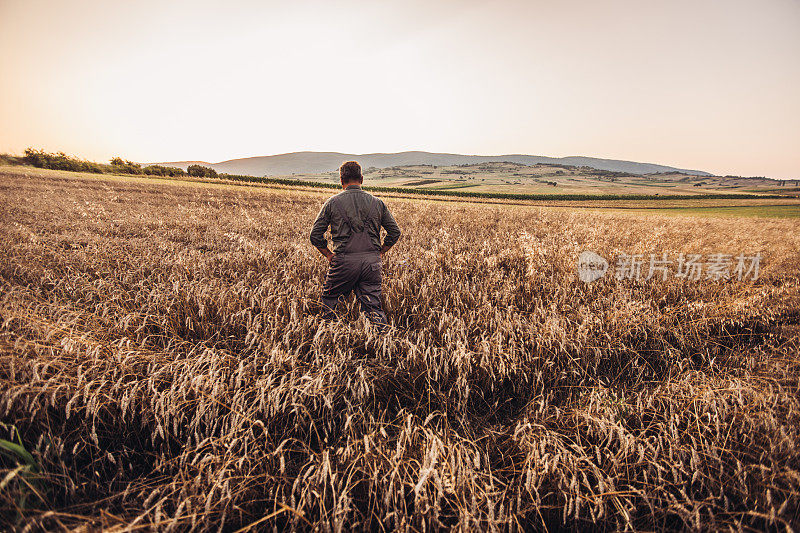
top-left (310, 161), bottom-right (401, 328)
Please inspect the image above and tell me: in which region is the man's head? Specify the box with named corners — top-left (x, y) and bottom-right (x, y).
top-left (339, 161), bottom-right (362, 188)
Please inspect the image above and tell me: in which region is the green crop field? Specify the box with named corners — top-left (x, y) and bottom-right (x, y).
top-left (639, 204), bottom-right (800, 218)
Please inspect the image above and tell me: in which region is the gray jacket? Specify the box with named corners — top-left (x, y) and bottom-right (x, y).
top-left (310, 185), bottom-right (401, 253)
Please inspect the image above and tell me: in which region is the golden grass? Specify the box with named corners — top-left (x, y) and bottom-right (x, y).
top-left (0, 170), bottom-right (799, 531)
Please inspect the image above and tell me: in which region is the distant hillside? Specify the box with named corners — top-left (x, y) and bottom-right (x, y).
top-left (156, 151), bottom-right (712, 177)
top-left (164, 160), bottom-right (212, 167)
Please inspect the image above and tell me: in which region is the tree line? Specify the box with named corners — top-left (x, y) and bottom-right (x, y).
top-left (2, 149), bottom-right (221, 179)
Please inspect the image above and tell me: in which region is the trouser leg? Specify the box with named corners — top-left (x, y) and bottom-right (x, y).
top-left (320, 295), bottom-right (339, 320)
top-left (354, 256), bottom-right (388, 329)
top-left (321, 254), bottom-right (357, 319)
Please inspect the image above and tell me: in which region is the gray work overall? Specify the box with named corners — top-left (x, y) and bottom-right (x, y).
top-left (321, 197), bottom-right (388, 326)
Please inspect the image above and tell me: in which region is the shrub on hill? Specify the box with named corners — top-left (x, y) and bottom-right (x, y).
top-left (110, 157), bottom-right (144, 175)
top-left (23, 148), bottom-right (103, 173)
top-left (0, 153), bottom-right (24, 166)
top-left (142, 165), bottom-right (186, 177)
top-left (187, 164), bottom-right (218, 178)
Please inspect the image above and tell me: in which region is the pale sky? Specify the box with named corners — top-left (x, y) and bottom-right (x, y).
top-left (1, 0), bottom-right (798, 178)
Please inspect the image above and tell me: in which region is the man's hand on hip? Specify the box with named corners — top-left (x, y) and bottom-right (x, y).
top-left (316, 246), bottom-right (335, 263)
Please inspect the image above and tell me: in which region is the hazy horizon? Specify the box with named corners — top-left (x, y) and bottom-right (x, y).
top-left (2, 0), bottom-right (799, 179)
top-left (152, 149), bottom-right (713, 175)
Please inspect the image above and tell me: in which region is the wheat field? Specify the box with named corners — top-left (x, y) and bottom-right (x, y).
top-left (1, 170), bottom-right (799, 531)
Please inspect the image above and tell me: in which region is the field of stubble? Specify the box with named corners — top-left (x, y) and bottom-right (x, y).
top-left (1, 171), bottom-right (799, 532)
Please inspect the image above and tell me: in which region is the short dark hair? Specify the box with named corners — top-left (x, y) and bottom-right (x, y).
top-left (339, 161), bottom-right (362, 184)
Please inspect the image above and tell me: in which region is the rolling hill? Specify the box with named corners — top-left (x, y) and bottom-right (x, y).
top-left (156, 151), bottom-right (713, 177)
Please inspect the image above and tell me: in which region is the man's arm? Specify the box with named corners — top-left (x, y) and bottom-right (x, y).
top-left (379, 200), bottom-right (401, 255)
top-left (310, 201), bottom-right (335, 262)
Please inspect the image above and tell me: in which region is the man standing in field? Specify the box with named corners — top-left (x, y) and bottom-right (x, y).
top-left (310, 161), bottom-right (401, 328)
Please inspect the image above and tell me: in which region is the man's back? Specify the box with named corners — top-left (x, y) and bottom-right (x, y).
top-left (310, 184), bottom-right (401, 255)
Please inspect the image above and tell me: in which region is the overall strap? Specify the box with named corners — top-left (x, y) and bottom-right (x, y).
top-left (355, 195), bottom-right (380, 232)
top-left (333, 193), bottom-right (380, 231)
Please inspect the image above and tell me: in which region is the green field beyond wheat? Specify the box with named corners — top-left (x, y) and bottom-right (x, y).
top-left (1, 170), bottom-right (799, 531)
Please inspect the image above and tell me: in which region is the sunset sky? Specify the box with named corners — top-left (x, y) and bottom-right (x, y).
top-left (1, 0), bottom-right (798, 178)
